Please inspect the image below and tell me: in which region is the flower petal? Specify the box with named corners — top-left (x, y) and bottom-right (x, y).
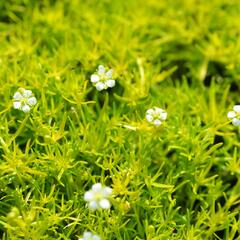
top-left (98, 65), bottom-right (105, 75)
top-left (227, 111), bottom-right (236, 119)
top-left (146, 114), bottom-right (153, 122)
top-left (13, 101), bottom-right (21, 109)
top-left (84, 191), bottom-right (94, 201)
top-left (155, 107), bottom-right (164, 114)
top-left (93, 235), bottom-right (101, 240)
top-left (105, 69), bottom-right (113, 78)
top-left (154, 119), bottom-right (162, 126)
top-left (83, 232), bottom-right (92, 238)
top-left (23, 90), bottom-right (32, 98)
top-left (88, 200), bottom-right (98, 210)
top-left (233, 105), bottom-right (240, 113)
top-left (91, 74), bottom-right (100, 83)
top-left (13, 92), bottom-right (23, 100)
top-left (160, 112), bottom-right (167, 120)
top-left (92, 183), bottom-right (102, 192)
top-left (232, 118), bottom-right (240, 126)
top-left (95, 82), bottom-right (105, 91)
top-left (105, 79), bottom-right (115, 88)
top-left (22, 105), bottom-right (31, 113)
top-left (28, 97), bottom-right (37, 106)
top-left (99, 199), bottom-right (111, 209)
top-left (146, 109), bottom-right (154, 115)
top-left (102, 187), bottom-right (112, 197)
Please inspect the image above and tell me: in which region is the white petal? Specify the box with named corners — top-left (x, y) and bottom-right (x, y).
top-left (93, 235), bottom-right (101, 240)
top-left (232, 118), bottom-right (240, 126)
top-left (106, 69), bottom-right (113, 78)
top-left (84, 191), bottom-right (94, 201)
top-left (160, 112), bottom-right (167, 120)
top-left (105, 80), bottom-right (115, 88)
top-left (22, 105), bottom-right (31, 113)
top-left (78, 238), bottom-right (83, 240)
top-left (23, 90), bottom-right (32, 98)
top-left (98, 65), bottom-right (105, 75)
top-left (146, 109), bottom-right (154, 115)
top-left (99, 199), bottom-right (111, 209)
top-left (154, 108), bottom-right (164, 114)
top-left (88, 200), bottom-right (98, 210)
top-left (233, 105), bottom-right (240, 113)
top-left (13, 92), bottom-right (23, 100)
top-left (154, 119), bottom-right (162, 126)
top-left (227, 111), bottom-right (236, 119)
top-left (83, 232), bottom-right (92, 238)
top-left (95, 82), bottom-right (105, 91)
top-left (28, 97), bottom-right (37, 106)
top-left (91, 74), bottom-right (100, 83)
top-left (92, 183), bottom-right (102, 192)
top-left (13, 101), bottom-right (21, 109)
top-left (102, 187), bottom-right (112, 197)
top-left (146, 114), bottom-right (153, 122)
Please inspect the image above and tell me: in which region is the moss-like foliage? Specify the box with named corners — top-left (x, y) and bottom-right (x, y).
top-left (0, 0), bottom-right (240, 239)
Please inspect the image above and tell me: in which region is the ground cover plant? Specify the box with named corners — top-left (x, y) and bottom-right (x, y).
top-left (0, 0), bottom-right (240, 239)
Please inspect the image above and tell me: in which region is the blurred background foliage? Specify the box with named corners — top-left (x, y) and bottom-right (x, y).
top-left (1, 0), bottom-right (240, 89)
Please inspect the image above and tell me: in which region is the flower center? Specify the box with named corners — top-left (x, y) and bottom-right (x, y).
top-left (20, 97), bottom-right (28, 105)
top-left (153, 112), bottom-right (161, 119)
top-left (94, 192), bottom-right (103, 201)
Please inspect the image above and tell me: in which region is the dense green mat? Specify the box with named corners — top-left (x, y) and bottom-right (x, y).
top-left (0, 0), bottom-right (240, 239)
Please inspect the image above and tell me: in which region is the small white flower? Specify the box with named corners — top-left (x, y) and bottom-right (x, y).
top-left (90, 65), bottom-right (116, 91)
top-left (84, 183), bottom-right (112, 210)
top-left (13, 88), bottom-right (37, 113)
top-left (78, 231), bottom-right (101, 240)
top-left (146, 107), bottom-right (167, 126)
top-left (228, 105), bottom-right (240, 126)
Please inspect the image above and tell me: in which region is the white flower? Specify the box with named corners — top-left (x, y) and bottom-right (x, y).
top-left (228, 105), bottom-right (240, 126)
top-left (146, 107), bottom-right (167, 126)
top-left (90, 65), bottom-right (116, 91)
top-left (13, 88), bottom-right (37, 113)
top-left (78, 231), bottom-right (101, 240)
top-left (84, 183), bottom-right (112, 210)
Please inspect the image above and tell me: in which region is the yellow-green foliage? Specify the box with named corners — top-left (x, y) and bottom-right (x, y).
top-left (0, 0), bottom-right (240, 239)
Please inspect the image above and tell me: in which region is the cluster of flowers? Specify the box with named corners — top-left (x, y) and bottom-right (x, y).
top-left (13, 65), bottom-right (168, 127)
top-left (80, 183), bottom-right (112, 239)
top-left (11, 65), bottom-right (239, 239)
top-left (227, 105), bottom-right (240, 126)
